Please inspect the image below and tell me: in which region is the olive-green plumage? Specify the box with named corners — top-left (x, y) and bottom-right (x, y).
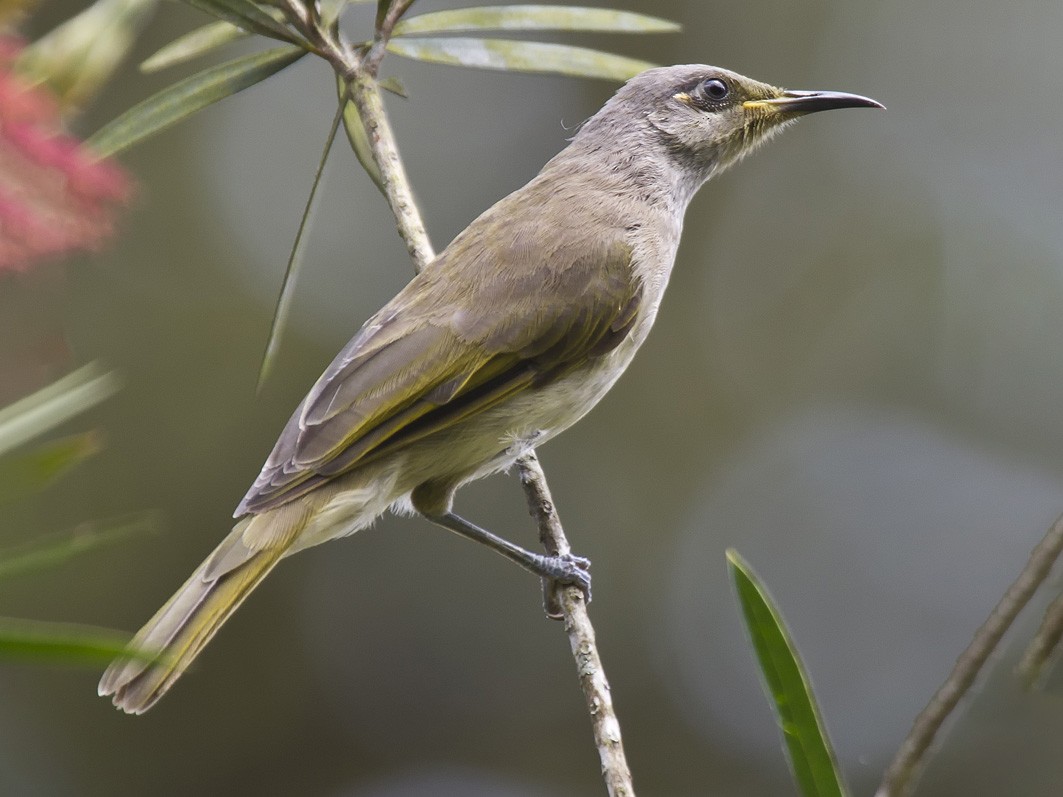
top-left (100, 65), bottom-right (881, 713)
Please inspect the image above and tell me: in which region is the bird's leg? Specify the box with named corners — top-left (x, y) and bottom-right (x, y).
top-left (422, 511), bottom-right (592, 604)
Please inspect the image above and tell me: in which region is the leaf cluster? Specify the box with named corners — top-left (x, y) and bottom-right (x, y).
top-left (90, 3), bottom-right (678, 155)
top-left (0, 366), bottom-right (159, 665)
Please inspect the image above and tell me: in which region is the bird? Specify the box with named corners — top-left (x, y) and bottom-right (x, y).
top-left (99, 64), bottom-right (882, 713)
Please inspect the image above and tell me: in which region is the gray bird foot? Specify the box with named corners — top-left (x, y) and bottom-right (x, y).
top-left (532, 552), bottom-right (591, 618)
top-left (419, 511), bottom-right (591, 618)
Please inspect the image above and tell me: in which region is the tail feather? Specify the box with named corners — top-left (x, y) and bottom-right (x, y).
top-left (99, 507), bottom-right (309, 714)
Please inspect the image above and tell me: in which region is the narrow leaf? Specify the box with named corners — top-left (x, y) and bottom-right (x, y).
top-left (338, 75), bottom-right (385, 193)
top-left (386, 37), bottom-right (655, 81)
top-left (0, 365), bottom-right (119, 460)
top-left (378, 75), bottom-right (408, 98)
top-left (89, 45), bottom-right (307, 157)
top-left (394, 5), bottom-right (680, 36)
top-left (727, 550), bottom-right (848, 797)
top-left (0, 514), bottom-right (160, 582)
top-left (14, 0), bottom-right (157, 111)
top-left (0, 432), bottom-right (102, 505)
top-left (0, 618), bottom-right (160, 666)
top-left (257, 103), bottom-right (345, 391)
top-left (181, 0), bottom-right (298, 44)
top-left (141, 18), bottom-right (258, 72)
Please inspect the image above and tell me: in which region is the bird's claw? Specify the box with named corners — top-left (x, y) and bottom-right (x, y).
top-left (534, 552), bottom-right (591, 619)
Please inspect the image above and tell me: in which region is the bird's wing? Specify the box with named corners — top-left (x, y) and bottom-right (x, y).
top-left (237, 235), bottom-right (640, 515)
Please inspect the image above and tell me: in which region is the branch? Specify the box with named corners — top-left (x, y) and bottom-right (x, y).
top-left (346, 72), bottom-right (434, 271)
top-left (297, 14), bottom-right (636, 793)
top-left (1017, 587), bottom-right (1063, 685)
top-left (876, 511), bottom-right (1063, 797)
top-left (284, 4), bottom-right (432, 271)
top-left (364, 0), bottom-right (418, 72)
top-left (517, 452), bottom-right (634, 797)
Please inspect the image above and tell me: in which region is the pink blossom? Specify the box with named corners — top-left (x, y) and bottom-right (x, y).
top-left (0, 36), bottom-right (132, 272)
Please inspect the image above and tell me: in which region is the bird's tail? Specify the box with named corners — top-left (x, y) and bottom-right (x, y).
top-left (99, 502), bottom-right (312, 714)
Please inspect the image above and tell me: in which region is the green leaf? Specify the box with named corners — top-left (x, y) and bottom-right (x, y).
top-left (257, 103), bottom-right (346, 392)
top-left (0, 514), bottom-right (160, 582)
top-left (338, 75), bottom-right (385, 192)
top-left (378, 75), bottom-right (408, 98)
top-left (0, 617), bottom-right (160, 666)
top-left (141, 18), bottom-right (259, 72)
top-left (386, 37), bottom-right (656, 81)
top-left (727, 550), bottom-right (848, 797)
top-left (0, 365), bottom-right (119, 460)
top-left (181, 0), bottom-right (299, 44)
top-left (394, 5), bottom-right (680, 36)
top-left (0, 432), bottom-right (102, 506)
top-left (14, 0), bottom-right (158, 111)
top-left (89, 45), bottom-right (307, 157)
top-left (154, 0), bottom-right (377, 62)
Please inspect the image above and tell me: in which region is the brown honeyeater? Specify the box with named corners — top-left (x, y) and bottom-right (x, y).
top-left (100, 64), bottom-right (881, 713)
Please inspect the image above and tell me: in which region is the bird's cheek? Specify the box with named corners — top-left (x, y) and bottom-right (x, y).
top-left (648, 107), bottom-right (698, 139)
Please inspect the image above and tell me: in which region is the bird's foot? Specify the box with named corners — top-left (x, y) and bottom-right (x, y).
top-left (419, 510), bottom-right (592, 618)
top-left (532, 552), bottom-right (591, 618)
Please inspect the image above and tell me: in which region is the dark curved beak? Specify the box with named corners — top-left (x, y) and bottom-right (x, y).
top-left (744, 90), bottom-right (885, 115)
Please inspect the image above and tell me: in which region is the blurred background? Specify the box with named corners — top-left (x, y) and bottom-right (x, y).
top-left (4, 0), bottom-right (1063, 794)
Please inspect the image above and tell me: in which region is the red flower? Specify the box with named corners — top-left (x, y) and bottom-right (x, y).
top-left (0, 36), bottom-right (132, 272)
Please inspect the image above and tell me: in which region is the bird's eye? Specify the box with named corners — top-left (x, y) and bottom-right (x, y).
top-left (701, 78), bottom-right (730, 101)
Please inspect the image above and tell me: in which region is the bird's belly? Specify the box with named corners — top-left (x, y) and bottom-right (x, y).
top-left (517, 351), bottom-right (635, 437)
top-left (463, 329), bottom-right (648, 467)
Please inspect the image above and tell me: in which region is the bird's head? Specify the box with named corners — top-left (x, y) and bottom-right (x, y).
top-left (576, 65), bottom-right (882, 192)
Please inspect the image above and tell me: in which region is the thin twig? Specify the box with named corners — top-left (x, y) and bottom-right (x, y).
top-left (286, 0), bottom-right (430, 269)
top-left (876, 512), bottom-right (1063, 797)
top-left (364, 0), bottom-right (418, 71)
top-left (1017, 587), bottom-right (1063, 686)
top-left (346, 72), bottom-right (434, 271)
top-left (517, 452), bottom-right (634, 797)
